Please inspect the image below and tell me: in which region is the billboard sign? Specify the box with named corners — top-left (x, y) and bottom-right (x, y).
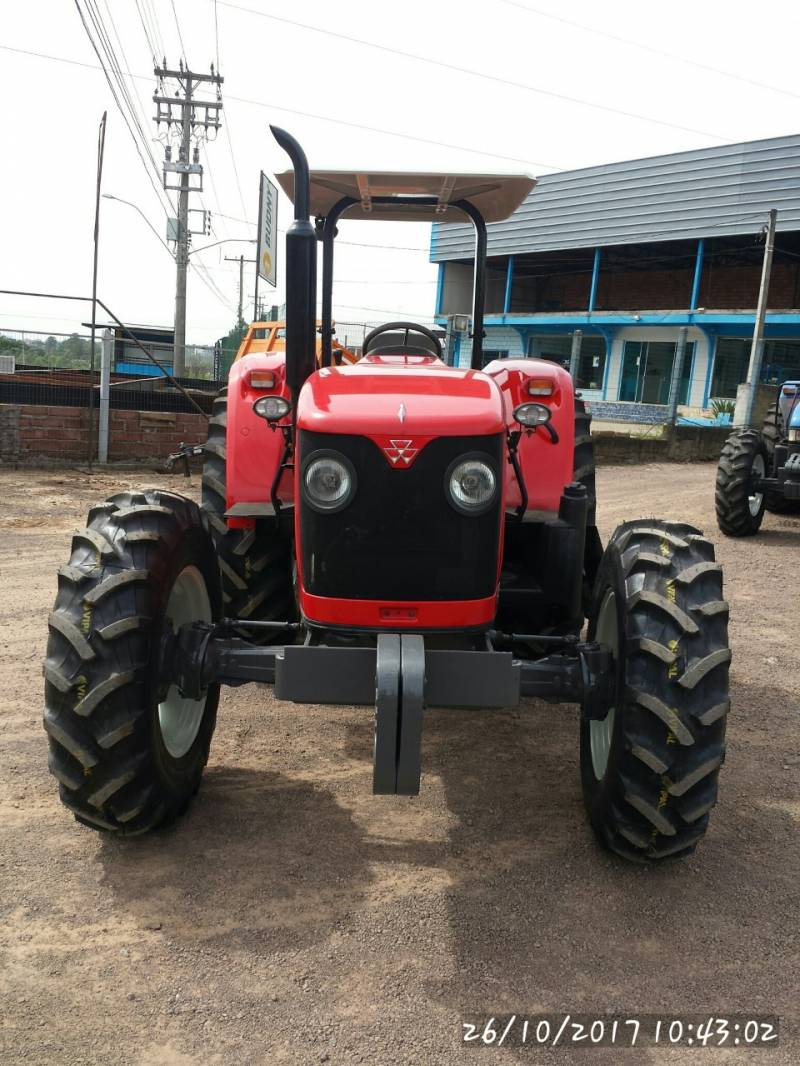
top-left (257, 172), bottom-right (278, 287)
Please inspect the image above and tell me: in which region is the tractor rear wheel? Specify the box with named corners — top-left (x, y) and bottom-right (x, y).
top-left (202, 390), bottom-right (295, 628)
top-left (715, 429), bottom-right (768, 536)
top-left (580, 520), bottom-right (730, 862)
top-left (762, 401), bottom-right (800, 514)
top-left (43, 491), bottom-right (221, 834)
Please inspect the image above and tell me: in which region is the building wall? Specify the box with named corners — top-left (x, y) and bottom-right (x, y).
top-left (432, 133), bottom-right (800, 260)
top-left (605, 326), bottom-right (712, 407)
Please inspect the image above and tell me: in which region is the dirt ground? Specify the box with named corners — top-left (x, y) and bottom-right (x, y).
top-left (0, 461), bottom-right (798, 1066)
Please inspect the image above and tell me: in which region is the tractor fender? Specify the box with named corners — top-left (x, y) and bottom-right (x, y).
top-left (224, 352), bottom-right (293, 526)
top-left (484, 358), bottom-right (575, 515)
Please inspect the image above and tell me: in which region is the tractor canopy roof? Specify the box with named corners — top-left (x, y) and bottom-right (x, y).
top-left (275, 169), bottom-right (536, 223)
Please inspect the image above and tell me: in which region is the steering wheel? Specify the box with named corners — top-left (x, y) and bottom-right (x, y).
top-left (362, 321), bottom-right (443, 358)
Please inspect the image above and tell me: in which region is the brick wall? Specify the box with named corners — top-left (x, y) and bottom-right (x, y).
top-left (0, 402), bottom-right (734, 467)
top-left (0, 403), bottom-right (209, 463)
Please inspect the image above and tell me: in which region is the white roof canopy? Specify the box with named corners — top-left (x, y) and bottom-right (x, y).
top-left (275, 169), bottom-right (536, 223)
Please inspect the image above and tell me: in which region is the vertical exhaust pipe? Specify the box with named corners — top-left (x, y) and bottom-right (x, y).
top-left (270, 126), bottom-right (317, 407)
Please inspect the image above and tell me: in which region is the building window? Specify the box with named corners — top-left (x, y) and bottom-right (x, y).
top-left (620, 340), bottom-right (695, 405)
top-left (483, 349), bottom-right (510, 361)
top-left (711, 338), bottom-right (800, 398)
top-left (527, 334), bottom-right (606, 391)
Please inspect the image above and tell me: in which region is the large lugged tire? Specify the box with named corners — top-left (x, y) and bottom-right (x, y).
top-left (43, 491), bottom-right (222, 834)
top-left (580, 520), bottom-right (730, 862)
top-left (761, 402), bottom-right (800, 514)
top-left (715, 429), bottom-right (767, 536)
top-left (202, 390), bottom-right (294, 625)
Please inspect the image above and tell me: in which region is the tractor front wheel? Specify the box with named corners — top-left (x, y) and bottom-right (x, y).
top-left (202, 390), bottom-right (295, 627)
top-left (580, 520), bottom-right (730, 862)
top-left (43, 491), bottom-right (221, 834)
top-left (715, 429), bottom-right (768, 536)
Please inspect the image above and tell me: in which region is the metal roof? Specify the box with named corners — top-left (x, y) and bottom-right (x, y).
top-left (430, 134), bottom-right (800, 261)
top-left (276, 170), bottom-right (535, 223)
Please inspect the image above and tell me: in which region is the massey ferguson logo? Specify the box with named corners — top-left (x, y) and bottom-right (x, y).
top-left (384, 439), bottom-right (418, 465)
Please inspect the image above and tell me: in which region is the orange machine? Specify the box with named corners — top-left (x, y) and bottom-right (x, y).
top-left (234, 320), bottom-right (358, 364)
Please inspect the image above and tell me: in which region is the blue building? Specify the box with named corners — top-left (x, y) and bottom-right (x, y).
top-left (431, 134), bottom-right (800, 410)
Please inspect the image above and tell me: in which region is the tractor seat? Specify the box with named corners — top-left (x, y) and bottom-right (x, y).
top-left (362, 321), bottom-right (443, 359)
top-left (365, 334), bottom-right (439, 357)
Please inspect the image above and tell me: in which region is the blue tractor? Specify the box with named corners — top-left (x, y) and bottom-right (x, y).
top-left (715, 381), bottom-right (800, 536)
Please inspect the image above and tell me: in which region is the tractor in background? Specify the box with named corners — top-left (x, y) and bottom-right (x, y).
top-left (43, 127), bottom-right (731, 864)
top-left (716, 381), bottom-right (800, 535)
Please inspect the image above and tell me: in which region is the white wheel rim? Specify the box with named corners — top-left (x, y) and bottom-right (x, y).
top-left (749, 453), bottom-right (766, 517)
top-left (158, 566), bottom-right (212, 758)
top-left (590, 588), bottom-right (618, 780)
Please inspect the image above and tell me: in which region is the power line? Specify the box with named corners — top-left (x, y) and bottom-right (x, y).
top-left (72, 1), bottom-right (172, 220)
top-left (216, 0), bottom-right (729, 140)
top-left (170, 0), bottom-right (188, 65)
top-left (142, 0), bottom-right (165, 58)
top-left (229, 96), bottom-right (555, 170)
top-left (498, 0), bottom-right (800, 103)
top-left (133, 0), bottom-right (157, 61)
top-left (210, 2), bottom-right (249, 217)
top-left (0, 41), bottom-right (557, 177)
top-left (212, 0), bottom-right (220, 72)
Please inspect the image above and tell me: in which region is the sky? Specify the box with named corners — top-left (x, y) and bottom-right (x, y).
top-left (2, 0), bottom-right (800, 345)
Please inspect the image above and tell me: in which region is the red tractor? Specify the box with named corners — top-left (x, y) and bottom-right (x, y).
top-left (43, 128), bottom-right (731, 862)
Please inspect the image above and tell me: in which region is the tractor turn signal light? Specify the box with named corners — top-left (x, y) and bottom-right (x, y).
top-left (248, 370), bottom-right (276, 389)
top-left (526, 377), bottom-right (554, 396)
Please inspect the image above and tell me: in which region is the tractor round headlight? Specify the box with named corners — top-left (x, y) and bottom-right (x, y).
top-left (445, 455), bottom-right (497, 515)
top-left (302, 451), bottom-right (357, 513)
top-left (253, 395), bottom-right (291, 422)
top-left (513, 402), bottom-right (550, 427)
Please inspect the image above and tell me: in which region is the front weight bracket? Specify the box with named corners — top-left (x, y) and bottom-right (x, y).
top-left (373, 634), bottom-right (401, 794)
top-left (396, 635), bottom-right (425, 796)
top-left (372, 633), bottom-right (426, 796)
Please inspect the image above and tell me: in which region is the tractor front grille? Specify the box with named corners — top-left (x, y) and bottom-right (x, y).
top-left (297, 430), bottom-right (503, 603)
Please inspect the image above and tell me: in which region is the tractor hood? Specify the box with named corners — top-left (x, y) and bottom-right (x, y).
top-left (296, 357), bottom-right (505, 436)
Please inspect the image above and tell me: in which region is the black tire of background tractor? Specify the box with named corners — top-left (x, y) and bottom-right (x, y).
top-left (761, 401), bottom-right (800, 514)
top-left (715, 430), bottom-right (768, 536)
top-left (581, 520), bottom-right (730, 862)
top-left (202, 390), bottom-right (295, 628)
top-left (43, 491), bottom-right (221, 834)
top-left (574, 397), bottom-right (603, 612)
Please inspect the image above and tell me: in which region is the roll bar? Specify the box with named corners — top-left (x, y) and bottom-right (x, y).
top-left (271, 127), bottom-right (489, 397)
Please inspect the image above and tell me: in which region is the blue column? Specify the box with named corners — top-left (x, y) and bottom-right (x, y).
top-left (435, 263), bottom-right (445, 316)
top-left (588, 248), bottom-right (601, 312)
top-left (690, 239), bottom-right (705, 310)
top-left (503, 256), bottom-right (515, 314)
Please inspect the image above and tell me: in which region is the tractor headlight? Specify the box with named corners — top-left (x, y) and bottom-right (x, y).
top-left (513, 402), bottom-right (551, 427)
top-left (445, 455), bottom-right (497, 515)
top-left (302, 451), bottom-right (357, 513)
top-left (253, 395), bottom-right (291, 422)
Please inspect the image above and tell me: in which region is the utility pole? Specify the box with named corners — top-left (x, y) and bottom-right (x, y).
top-left (568, 328), bottom-right (583, 381)
top-left (154, 61), bottom-right (223, 376)
top-left (736, 208), bottom-right (778, 428)
top-left (225, 255), bottom-right (257, 328)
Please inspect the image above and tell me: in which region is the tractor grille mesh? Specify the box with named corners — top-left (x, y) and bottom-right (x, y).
top-left (298, 430), bottom-right (503, 603)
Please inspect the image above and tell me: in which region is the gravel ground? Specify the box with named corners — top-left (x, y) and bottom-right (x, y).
top-left (0, 462), bottom-right (798, 1066)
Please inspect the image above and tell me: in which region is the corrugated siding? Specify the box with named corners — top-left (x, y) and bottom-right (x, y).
top-left (431, 134), bottom-right (800, 261)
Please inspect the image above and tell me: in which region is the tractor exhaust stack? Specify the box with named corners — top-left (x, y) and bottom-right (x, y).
top-left (270, 125), bottom-right (317, 406)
